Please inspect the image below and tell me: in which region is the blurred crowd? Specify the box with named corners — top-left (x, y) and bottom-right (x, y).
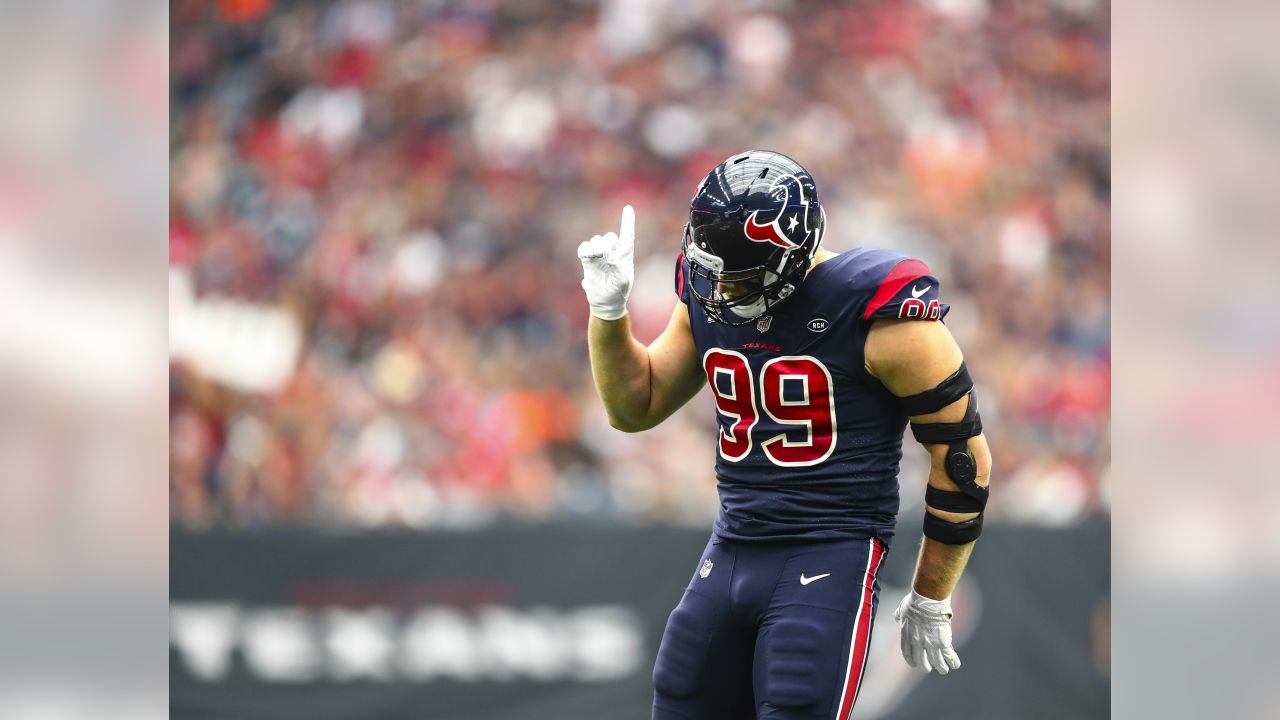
top-left (170, 0), bottom-right (1109, 529)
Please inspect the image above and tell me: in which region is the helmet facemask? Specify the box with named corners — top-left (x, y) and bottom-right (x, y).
top-left (682, 224), bottom-right (799, 326)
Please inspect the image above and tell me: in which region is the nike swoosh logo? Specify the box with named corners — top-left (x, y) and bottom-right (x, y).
top-left (911, 284), bottom-right (928, 298)
top-left (799, 573), bottom-right (831, 586)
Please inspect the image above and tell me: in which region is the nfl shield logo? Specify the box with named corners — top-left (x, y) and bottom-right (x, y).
top-left (699, 559), bottom-right (714, 578)
top-left (756, 315), bottom-right (772, 333)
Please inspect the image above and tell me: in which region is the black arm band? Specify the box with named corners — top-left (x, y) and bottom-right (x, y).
top-left (923, 511), bottom-right (984, 545)
top-left (925, 485), bottom-right (986, 513)
top-left (909, 413), bottom-right (982, 444)
top-left (898, 363), bottom-right (973, 416)
top-left (909, 384), bottom-right (982, 446)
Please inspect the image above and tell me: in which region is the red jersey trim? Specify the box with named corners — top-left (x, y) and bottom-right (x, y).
top-left (675, 252), bottom-right (687, 299)
top-left (862, 258), bottom-right (931, 319)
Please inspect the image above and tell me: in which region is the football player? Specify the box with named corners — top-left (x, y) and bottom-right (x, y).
top-left (577, 151), bottom-right (991, 720)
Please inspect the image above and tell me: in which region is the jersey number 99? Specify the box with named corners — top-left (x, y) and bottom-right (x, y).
top-left (702, 350), bottom-right (837, 467)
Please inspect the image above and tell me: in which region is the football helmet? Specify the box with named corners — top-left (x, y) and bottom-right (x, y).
top-left (682, 150), bottom-right (825, 325)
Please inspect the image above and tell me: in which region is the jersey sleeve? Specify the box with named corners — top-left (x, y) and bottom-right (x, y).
top-left (862, 257), bottom-right (950, 321)
top-left (675, 252), bottom-right (690, 305)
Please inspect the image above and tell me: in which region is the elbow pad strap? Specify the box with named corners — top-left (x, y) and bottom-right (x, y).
top-left (925, 485), bottom-right (986, 514)
top-left (909, 411), bottom-right (982, 445)
top-left (914, 389), bottom-right (989, 513)
top-left (908, 368), bottom-right (982, 446)
top-left (898, 363), bottom-right (974, 416)
top-left (924, 511), bottom-right (984, 545)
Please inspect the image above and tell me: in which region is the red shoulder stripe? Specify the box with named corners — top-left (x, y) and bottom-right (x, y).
top-left (862, 258), bottom-right (931, 319)
top-left (675, 252), bottom-right (686, 298)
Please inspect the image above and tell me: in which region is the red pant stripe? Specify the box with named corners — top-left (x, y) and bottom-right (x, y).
top-left (835, 538), bottom-right (885, 720)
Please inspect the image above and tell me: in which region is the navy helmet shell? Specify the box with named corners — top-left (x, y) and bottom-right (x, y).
top-left (682, 150), bottom-right (825, 325)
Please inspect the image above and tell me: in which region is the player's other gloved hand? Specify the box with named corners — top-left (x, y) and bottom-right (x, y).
top-left (893, 590), bottom-right (962, 675)
top-left (577, 205), bottom-right (635, 321)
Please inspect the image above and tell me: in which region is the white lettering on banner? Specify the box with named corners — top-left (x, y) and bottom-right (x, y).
top-left (170, 603), bottom-right (645, 684)
top-left (401, 608), bottom-right (480, 681)
top-left (568, 606), bottom-right (644, 681)
top-left (170, 603), bottom-right (240, 681)
top-left (477, 607), bottom-right (565, 681)
top-left (325, 608), bottom-right (397, 681)
top-left (242, 609), bottom-right (322, 682)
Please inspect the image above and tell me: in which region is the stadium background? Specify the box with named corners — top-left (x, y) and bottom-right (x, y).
top-left (169, 0), bottom-right (1110, 717)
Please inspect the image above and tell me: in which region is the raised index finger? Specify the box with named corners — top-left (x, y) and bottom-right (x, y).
top-left (619, 204), bottom-right (635, 242)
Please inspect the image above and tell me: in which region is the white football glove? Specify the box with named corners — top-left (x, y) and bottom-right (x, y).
top-left (893, 590), bottom-right (962, 675)
top-left (577, 205), bottom-right (635, 321)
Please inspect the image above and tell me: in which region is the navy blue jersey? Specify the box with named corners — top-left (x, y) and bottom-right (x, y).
top-left (676, 248), bottom-right (950, 544)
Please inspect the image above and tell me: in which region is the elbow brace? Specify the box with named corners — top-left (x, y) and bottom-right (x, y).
top-left (900, 363), bottom-right (988, 545)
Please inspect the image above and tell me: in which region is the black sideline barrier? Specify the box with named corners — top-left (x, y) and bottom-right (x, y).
top-left (172, 518), bottom-right (1109, 719)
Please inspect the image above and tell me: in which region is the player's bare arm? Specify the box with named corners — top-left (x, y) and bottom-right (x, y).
top-left (579, 206), bottom-right (705, 432)
top-left (866, 317), bottom-right (992, 674)
top-left (587, 304), bottom-right (703, 432)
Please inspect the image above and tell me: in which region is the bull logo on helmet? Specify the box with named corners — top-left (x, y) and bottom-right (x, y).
top-left (743, 174), bottom-right (809, 250)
